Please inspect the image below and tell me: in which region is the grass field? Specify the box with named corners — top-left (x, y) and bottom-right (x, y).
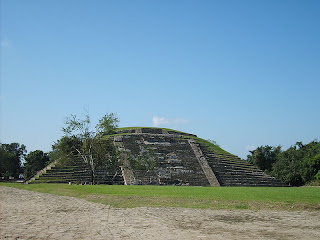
top-left (1, 183), bottom-right (320, 211)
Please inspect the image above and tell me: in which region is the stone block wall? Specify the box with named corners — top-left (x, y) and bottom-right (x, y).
top-left (117, 133), bottom-right (210, 186)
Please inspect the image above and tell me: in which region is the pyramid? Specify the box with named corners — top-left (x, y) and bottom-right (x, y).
top-left (29, 127), bottom-right (287, 187)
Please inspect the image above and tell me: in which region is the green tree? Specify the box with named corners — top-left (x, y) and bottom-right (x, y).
top-left (315, 170), bottom-right (320, 181)
top-left (24, 150), bottom-right (50, 179)
top-left (271, 146), bottom-right (304, 186)
top-left (300, 141), bottom-right (320, 183)
top-left (53, 113), bottom-right (120, 184)
top-left (271, 141), bottom-right (320, 186)
top-left (0, 143), bottom-right (26, 179)
top-left (246, 145), bottom-right (281, 173)
top-left (303, 153), bottom-right (320, 183)
top-left (247, 141), bottom-right (320, 186)
top-left (96, 113), bottom-right (119, 135)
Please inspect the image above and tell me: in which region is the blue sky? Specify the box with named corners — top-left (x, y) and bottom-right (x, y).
top-left (1, 0), bottom-right (319, 159)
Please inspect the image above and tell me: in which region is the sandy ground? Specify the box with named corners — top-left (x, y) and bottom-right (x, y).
top-left (0, 186), bottom-right (319, 240)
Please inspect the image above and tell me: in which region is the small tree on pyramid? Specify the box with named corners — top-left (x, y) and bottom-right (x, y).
top-left (54, 113), bottom-right (119, 184)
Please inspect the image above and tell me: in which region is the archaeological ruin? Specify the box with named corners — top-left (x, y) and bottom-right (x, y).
top-left (28, 127), bottom-right (287, 187)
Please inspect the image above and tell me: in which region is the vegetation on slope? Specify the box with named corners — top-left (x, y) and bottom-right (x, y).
top-left (189, 137), bottom-right (230, 155)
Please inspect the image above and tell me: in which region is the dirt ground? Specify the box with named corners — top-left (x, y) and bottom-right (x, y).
top-left (1, 186), bottom-right (319, 240)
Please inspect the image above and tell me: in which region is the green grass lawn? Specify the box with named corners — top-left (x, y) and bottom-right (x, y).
top-left (1, 183), bottom-right (320, 211)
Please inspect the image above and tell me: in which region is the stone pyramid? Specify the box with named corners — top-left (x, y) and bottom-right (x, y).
top-left (29, 127), bottom-right (287, 187)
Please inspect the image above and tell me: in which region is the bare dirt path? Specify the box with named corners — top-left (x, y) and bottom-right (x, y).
top-left (1, 186), bottom-right (319, 240)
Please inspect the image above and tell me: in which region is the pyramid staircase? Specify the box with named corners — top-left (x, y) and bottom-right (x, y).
top-left (30, 158), bottom-right (124, 185)
top-left (199, 144), bottom-right (287, 187)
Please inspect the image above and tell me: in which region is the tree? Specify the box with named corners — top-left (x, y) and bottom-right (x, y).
top-left (0, 143), bottom-right (26, 179)
top-left (96, 113), bottom-right (119, 135)
top-left (24, 150), bottom-right (50, 179)
top-left (246, 145), bottom-right (281, 173)
top-left (272, 144), bottom-right (304, 186)
top-left (246, 141), bottom-right (320, 186)
top-left (53, 113), bottom-right (120, 184)
top-left (271, 141), bottom-right (320, 186)
top-left (301, 141), bottom-right (320, 183)
top-left (302, 153), bottom-right (320, 183)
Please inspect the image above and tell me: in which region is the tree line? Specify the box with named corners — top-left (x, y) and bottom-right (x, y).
top-left (0, 143), bottom-right (49, 180)
top-left (0, 113), bottom-right (120, 184)
top-left (246, 141), bottom-right (320, 186)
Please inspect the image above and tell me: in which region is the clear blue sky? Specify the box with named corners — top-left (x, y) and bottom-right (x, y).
top-left (1, 0), bottom-right (319, 159)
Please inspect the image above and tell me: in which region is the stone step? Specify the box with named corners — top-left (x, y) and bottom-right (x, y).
top-left (38, 177), bottom-right (89, 181)
top-left (45, 168), bottom-right (90, 173)
top-left (209, 166), bottom-right (264, 174)
top-left (216, 176), bottom-right (276, 182)
top-left (215, 171), bottom-right (273, 177)
top-left (208, 163), bottom-right (261, 172)
top-left (33, 161), bottom-right (124, 185)
top-left (198, 143), bottom-right (287, 187)
top-left (41, 172), bottom-right (90, 176)
top-left (43, 174), bottom-right (90, 177)
top-left (206, 156), bottom-right (253, 164)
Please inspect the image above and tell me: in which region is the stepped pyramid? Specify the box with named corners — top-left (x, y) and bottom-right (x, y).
top-left (29, 157), bottom-right (123, 185)
top-left (29, 127), bottom-right (287, 187)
